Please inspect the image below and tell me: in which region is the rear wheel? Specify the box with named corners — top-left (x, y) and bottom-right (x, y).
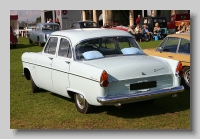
top-left (182, 67), bottom-right (190, 89)
top-left (30, 75), bottom-right (39, 93)
top-left (13, 44), bottom-right (17, 48)
top-left (38, 37), bottom-right (42, 47)
top-left (29, 38), bottom-right (33, 44)
top-left (74, 93), bottom-right (94, 114)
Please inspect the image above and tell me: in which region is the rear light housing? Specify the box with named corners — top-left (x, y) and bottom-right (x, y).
top-left (175, 61), bottom-right (183, 77)
top-left (100, 70), bottom-right (109, 87)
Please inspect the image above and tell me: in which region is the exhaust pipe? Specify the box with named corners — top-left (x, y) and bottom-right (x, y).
top-left (172, 93), bottom-right (177, 97)
top-left (114, 103), bottom-right (122, 107)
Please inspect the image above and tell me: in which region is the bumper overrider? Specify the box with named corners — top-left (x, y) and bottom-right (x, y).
top-left (97, 86), bottom-right (184, 105)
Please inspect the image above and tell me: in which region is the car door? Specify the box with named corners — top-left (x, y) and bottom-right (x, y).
top-left (151, 37), bottom-right (180, 59)
top-left (34, 37), bottom-right (58, 92)
top-left (174, 38), bottom-right (190, 66)
top-left (51, 37), bottom-right (72, 97)
top-left (31, 24), bottom-right (39, 41)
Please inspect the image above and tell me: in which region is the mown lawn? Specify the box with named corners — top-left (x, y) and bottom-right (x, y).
top-left (10, 37), bottom-right (190, 129)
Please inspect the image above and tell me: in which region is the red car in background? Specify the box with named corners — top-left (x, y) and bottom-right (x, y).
top-left (10, 26), bottom-right (18, 48)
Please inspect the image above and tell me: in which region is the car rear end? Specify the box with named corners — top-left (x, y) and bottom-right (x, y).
top-left (93, 56), bottom-right (184, 106)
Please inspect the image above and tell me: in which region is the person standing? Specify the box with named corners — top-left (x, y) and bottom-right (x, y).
top-left (135, 14), bottom-right (141, 25)
top-left (46, 18), bottom-right (50, 23)
top-left (55, 18), bottom-right (60, 25)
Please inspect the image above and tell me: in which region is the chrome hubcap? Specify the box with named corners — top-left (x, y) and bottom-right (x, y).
top-left (184, 69), bottom-right (190, 86)
top-left (76, 94), bottom-right (85, 109)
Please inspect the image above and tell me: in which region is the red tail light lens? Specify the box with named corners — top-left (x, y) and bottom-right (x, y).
top-left (176, 61), bottom-right (182, 72)
top-left (100, 70), bottom-right (109, 87)
top-left (176, 62), bottom-right (183, 77)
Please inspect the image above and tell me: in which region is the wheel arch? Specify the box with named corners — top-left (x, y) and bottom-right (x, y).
top-left (24, 67), bottom-right (31, 80)
top-left (67, 89), bottom-right (86, 99)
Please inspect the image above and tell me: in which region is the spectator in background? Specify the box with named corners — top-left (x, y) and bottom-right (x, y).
top-left (134, 24), bottom-right (143, 42)
top-left (153, 23), bottom-right (161, 39)
top-left (128, 25), bottom-right (136, 35)
top-left (46, 18), bottom-right (49, 23)
top-left (186, 22), bottom-right (190, 32)
top-left (55, 18), bottom-right (60, 25)
top-left (142, 24), bottom-right (153, 40)
top-left (135, 14), bottom-right (141, 25)
top-left (176, 22), bottom-right (186, 34)
top-left (49, 18), bottom-right (53, 23)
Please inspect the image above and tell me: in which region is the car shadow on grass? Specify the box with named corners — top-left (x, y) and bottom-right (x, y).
top-left (10, 43), bottom-right (41, 49)
top-left (46, 89), bottom-right (190, 118)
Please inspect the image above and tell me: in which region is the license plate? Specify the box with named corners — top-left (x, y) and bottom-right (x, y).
top-left (130, 81), bottom-right (157, 90)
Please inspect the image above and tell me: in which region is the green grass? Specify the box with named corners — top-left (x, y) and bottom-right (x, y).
top-left (10, 37), bottom-right (190, 129)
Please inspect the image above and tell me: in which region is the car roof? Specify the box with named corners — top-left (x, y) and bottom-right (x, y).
top-left (167, 32), bottom-right (190, 40)
top-left (51, 28), bottom-right (132, 46)
top-left (74, 20), bottom-right (96, 23)
top-left (142, 16), bottom-right (167, 19)
top-left (38, 23), bottom-right (59, 25)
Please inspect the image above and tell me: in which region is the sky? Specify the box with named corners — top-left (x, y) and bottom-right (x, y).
top-left (10, 10), bottom-right (41, 21)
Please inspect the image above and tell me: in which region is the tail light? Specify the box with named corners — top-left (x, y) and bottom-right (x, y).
top-left (100, 70), bottom-right (109, 87)
top-left (176, 61), bottom-right (183, 77)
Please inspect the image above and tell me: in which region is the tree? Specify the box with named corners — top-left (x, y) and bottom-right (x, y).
top-left (36, 16), bottom-right (41, 23)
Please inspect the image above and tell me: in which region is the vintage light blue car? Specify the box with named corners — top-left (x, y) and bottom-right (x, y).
top-left (28, 23), bottom-right (60, 46)
top-left (22, 28), bottom-right (184, 114)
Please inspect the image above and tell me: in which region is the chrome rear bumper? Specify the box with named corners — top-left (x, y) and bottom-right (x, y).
top-left (97, 86), bottom-right (184, 105)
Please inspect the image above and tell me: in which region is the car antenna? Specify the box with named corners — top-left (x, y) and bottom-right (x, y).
top-left (26, 48), bottom-right (29, 53)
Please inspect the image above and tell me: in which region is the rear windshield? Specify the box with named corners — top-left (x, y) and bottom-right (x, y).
top-left (75, 36), bottom-right (145, 61)
top-left (80, 22), bottom-right (98, 28)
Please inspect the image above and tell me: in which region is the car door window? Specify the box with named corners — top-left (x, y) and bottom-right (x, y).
top-left (178, 39), bottom-right (190, 54)
top-left (76, 23), bottom-right (80, 28)
top-left (36, 25), bottom-right (40, 31)
top-left (58, 38), bottom-right (72, 58)
top-left (162, 37), bottom-right (180, 53)
top-left (71, 23), bottom-right (76, 29)
top-left (44, 37), bottom-right (58, 55)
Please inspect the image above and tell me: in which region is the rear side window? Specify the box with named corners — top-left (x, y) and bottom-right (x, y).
top-left (44, 37), bottom-right (58, 55)
top-left (178, 39), bottom-right (190, 54)
top-left (58, 38), bottom-right (72, 58)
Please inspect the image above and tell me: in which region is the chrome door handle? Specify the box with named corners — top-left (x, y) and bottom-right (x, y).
top-left (49, 57), bottom-right (53, 60)
top-left (65, 61), bottom-right (70, 64)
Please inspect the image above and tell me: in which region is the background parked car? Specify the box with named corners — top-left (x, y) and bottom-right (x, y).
top-left (10, 26), bottom-right (18, 48)
top-left (28, 23), bottom-right (60, 46)
top-left (71, 20), bottom-right (99, 29)
top-left (143, 32), bottom-right (190, 89)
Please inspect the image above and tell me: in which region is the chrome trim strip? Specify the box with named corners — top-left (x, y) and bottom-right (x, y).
top-left (97, 86), bottom-right (184, 105)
